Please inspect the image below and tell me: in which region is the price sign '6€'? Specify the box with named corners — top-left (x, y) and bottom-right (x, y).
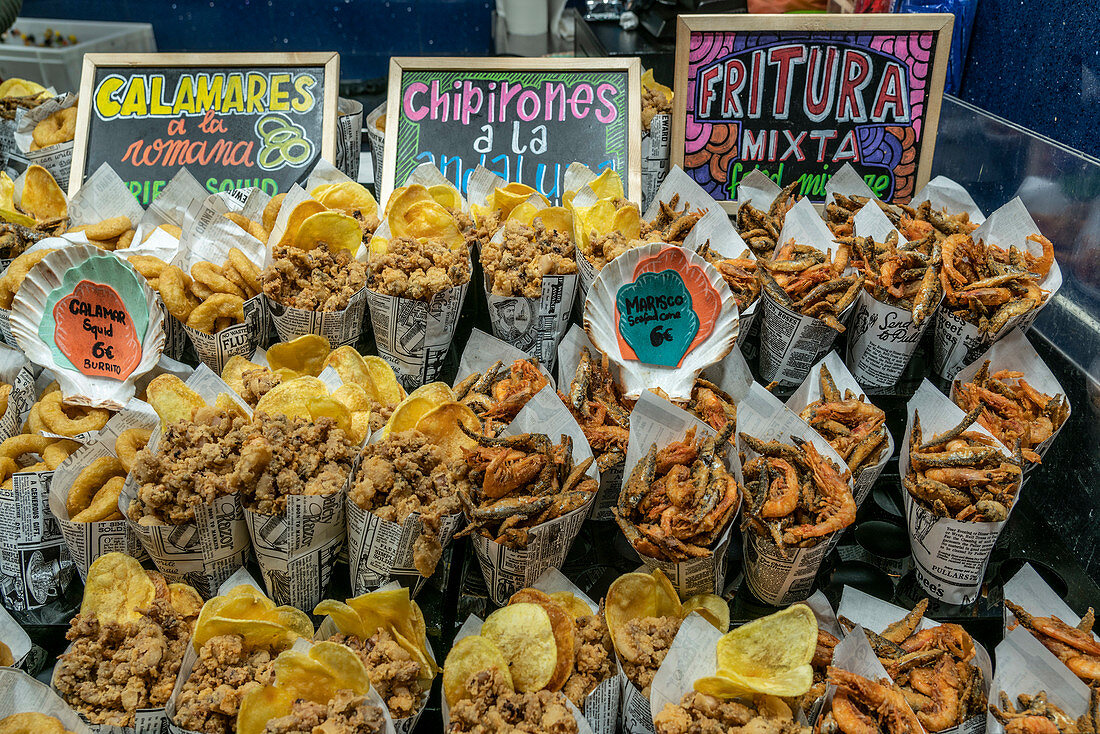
top-left (10, 245), bottom-right (166, 410)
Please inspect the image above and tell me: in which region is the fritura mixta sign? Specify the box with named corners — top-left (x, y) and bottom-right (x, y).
top-left (673, 15), bottom-right (953, 206)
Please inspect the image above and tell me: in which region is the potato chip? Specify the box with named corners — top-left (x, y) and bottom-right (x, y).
top-left (277, 200), bottom-right (327, 246)
top-left (711, 605), bottom-right (816, 696)
top-left (682, 594), bottom-right (730, 633)
top-left (588, 169), bottom-right (626, 200)
top-left (0, 173), bottom-right (15, 211)
top-left (314, 599), bottom-right (369, 639)
top-left (652, 569), bottom-right (681, 618)
top-left (509, 589), bottom-right (574, 692)
top-left (0, 712), bottom-right (70, 734)
top-left (414, 402), bottom-right (480, 461)
top-left (492, 183), bottom-right (547, 217)
top-left (146, 374), bottom-right (206, 426)
top-left (81, 552), bottom-right (155, 625)
top-left (310, 183), bottom-right (337, 200)
top-left (605, 572), bottom-right (657, 656)
top-left (613, 204), bottom-right (642, 239)
top-left (237, 686), bottom-right (296, 734)
top-left (169, 583), bottom-right (204, 619)
top-left (363, 356), bottom-right (403, 405)
top-left (428, 184), bottom-right (462, 211)
top-left (214, 392), bottom-right (249, 420)
top-left (290, 641), bottom-right (372, 698)
top-left (536, 206), bottom-right (573, 238)
top-left (346, 587), bottom-right (416, 641)
top-left (322, 346), bottom-right (372, 392)
top-left (331, 383), bottom-right (373, 413)
top-left (481, 603), bottom-right (557, 692)
top-left (317, 181), bottom-right (378, 218)
top-left (221, 355), bottom-right (265, 393)
top-left (309, 395), bottom-right (351, 432)
top-left (21, 165), bottom-right (66, 220)
top-left (700, 665), bottom-right (813, 698)
top-left (641, 68), bottom-right (673, 102)
top-left (406, 381), bottom-right (454, 405)
top-left (195, 617), bottom-right (296, 651)
top-left (254, 376), bottom-right (330, 420)
top-left (268, 606), bottom-right (318, 641)
top-left (266, 334), bottom-right (331, 377)
top-left (294, 210), bottom-right (363, 253)
top-left (549, 591), bottom-right (594, 620)
top-left (384, 394), bottom-right (442, 437)
top-left (384, 184), bottom-right (434, 219)
top-left (348, 411), bottom-right (372, 446)
top-left (443, 635), bottom-right (514, 706)
top-left (392, 199), bottom-right (464, 249)
top-left (0, 208), bottom-right (35, 227)
top-left (506, 200), bottom-right (540, 226)
top-left (0, 78), bottom-right (47, 99)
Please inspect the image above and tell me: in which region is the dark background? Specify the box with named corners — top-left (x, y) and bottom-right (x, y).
top-left (16, 0), bottom-right (1100, 160)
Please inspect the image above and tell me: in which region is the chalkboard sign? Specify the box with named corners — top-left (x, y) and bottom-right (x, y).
top-left (671, 14), bottom-right (952, 210)
top-left (381, 57), bottom-right (642, 204)
top-left (70, 53), bottom-right (340, 204)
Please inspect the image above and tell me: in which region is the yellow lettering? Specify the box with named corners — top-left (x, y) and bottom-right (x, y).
top-left (149, 75), bottom-right (172, 114)
top-left (94, 75), bottom-right (124, 118)
top-left (291, 74), bottom-right (316, 113)
top-left (119, 76), bottom-right (149, 117)
top-left (195, 74), bottom-right (223, 112)
top-left (246, 72), bottom-right (268, 113)
top-left (269, 73), bottom-right (290, 111)
top-left (223, 74), bottom-right (245, 113)
top-left (174, 75), bottom-right (196, 115)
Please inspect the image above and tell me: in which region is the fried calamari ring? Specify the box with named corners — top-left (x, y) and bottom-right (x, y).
top-left (127, 254), bottom-right (169, 281)
top-left (72, 475), bottom-right (126, 522)
top-left (0, 457), bottom-right (18, 482)
top-left (191, 261), bottom-right (246, 298)
top-left (0, 433), bottom-right (51, 460)
top-left (186, 292), bottom-right (245, 333)
top-left (0, 248), bottom-right (55, 308)
top-left (263, 193), bottom-right (286, 233)
top-left (191, 279), bottom-right (214, 300)
top-left (82, 215), bottom-right (131, 241)
top-left (222, 264), bottom-right (252, 297)
top-left (114, 428), bottom-right (151, 472)
top-left (24, 402), bottom-right (47, 433)
top-left (43, 439), bottom-right (80, 470)
top-left (66, 455), bottom-right (125, 516)
top-left (0, 384), bottom-right (10, 416)
top-left (117, 229), bottom-right (135, 250)
top-left (32, 106), bottom-right (77, 148)
top-left (227, 247), bottom-right (263, 295)
top-left (39, 391), bottom-right (111, 436)
top-left (160, 265), bottom-right (201, 323)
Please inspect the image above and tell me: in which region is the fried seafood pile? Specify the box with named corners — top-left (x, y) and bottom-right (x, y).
top-left (447, 669), bottom-right (578, 734)
top-left (735, 181), bottom-right (800, 258)
top-left (262, 242), bottom-right (368, 311)
top-left (819, 667), bottom-right (924, 734)
top-left (366, 235), bottom-right (471, 300)
top-left (329, 630), bottom-right (426, 719)
top-left (481, 220), bottom-right (577, 298)
top-left (455, 358), bottom-right (548, 433)
top-left (841, 599), bottom-right (987, 732)
top-left (798, 365), bottom-right (889, 477)
top-left (654, 692), bottom-right (809, 734)
top-left (952, 361), bottom-right (1068, 465)
top-left (697, 242), bottom-right (762, 312)
top-left (261, 692), bottom-right (386, 734)
top-left (560, 347), bottom-right (631, 474)
top-left (174, 634), bottom-right (279, 734)
top-left (739, 433), bottom-right (856, 555)
top-left (617, 615), bottom-right (682, 696)
top-left (614, 426), bottom-right (739, 562)
top-left (455, 428), bottom-right (596, 549)
top-left (349, 430), bottom-right (469, 577)
top-left (1005, 600), bottom-right (1100, 687)
top-left (990, 689), bottom-right (1100, 734)
top-left (844, 230), bottom-right (943, 325)
top-left (905, 409), bottom-right (1021, 522)
top-left (761, 241), bottom-right (863, 332)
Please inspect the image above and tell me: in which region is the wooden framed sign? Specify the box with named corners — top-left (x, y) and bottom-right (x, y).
top-left (382, 57), bottom-right (642, 204)
top-left (672, 14), bottom-right (953, 210)
top-left (71, 52), bottom-right (340, 204)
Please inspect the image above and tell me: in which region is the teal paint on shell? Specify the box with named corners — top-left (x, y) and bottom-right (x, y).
top-left (615, 270), bottom-right (699, 368)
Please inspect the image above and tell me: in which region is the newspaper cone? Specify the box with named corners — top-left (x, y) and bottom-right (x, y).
top-left (950, 328), bottom-right (1070, 475)
top-left (986, 626), bottom-right (1093, 734)
top-left (0, 346), bottom-right (35, 443)
top-left (366, 283), bottom-right (468, 392)
top-left (786, 352), bottom-right (894, 510)
top-left (4, 669), bottom-right (94, 734)
top-left (837, 585), bottom-right (992, 734)
top-left (738, 383), bottom-right (853, 606)
top-left (335, 97), bottom-right (364, 181)
top-left (314, 582), bottom-right (435, 734)
top-left (176, 190), bottom-right (270, 375)
top-left (482, 214), bottom-right (578, 371)
top-left (621, 391), bottom-right (740, 597)
top-left (821, 626), bottom-right (925, 730)
top-left (443, 614), bottom-right (594, 734)
top-left (9, 93), bottom-right (77, 183)
top-left (646, 612), bottom-right (731, 733)
top-left (0, 602), bottom-right (31, 670)
top-left (932, 198), bottom-right (1062, 380)
top-left (902, 380), bottom-right (1018, 605)
top-left (122, 368), bottom-right (252, 598)
top-left (641, 113), bottom-right (671, 211)
top-left (467, 385), bottom-right (596, 605)
top-left (49, 400), bottom-right (157, 582)
top-left (556, 324), bottom-right (621, 520)
top-left (365, 102), bottom-right (386, 200)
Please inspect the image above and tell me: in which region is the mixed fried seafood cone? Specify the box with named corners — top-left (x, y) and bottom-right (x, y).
top-left (345, 428), bottom-right (467, 596)
top-left (931, 198), bottom-right (1061, 380)
top-left (901, 380), bottom-right (1021, 605)
top-left (737, 383), bottom-right (855, 606)
top-left (836, 587), bottom-right (992, 733)
top-left (454, 386), bottom-right (598, 605)
top-left (950, 328), bottom-right (1069, 473)
top-left (453, 351), bottom-right (551, 436)
top-left (787, 354), bottom-right (893, 509)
